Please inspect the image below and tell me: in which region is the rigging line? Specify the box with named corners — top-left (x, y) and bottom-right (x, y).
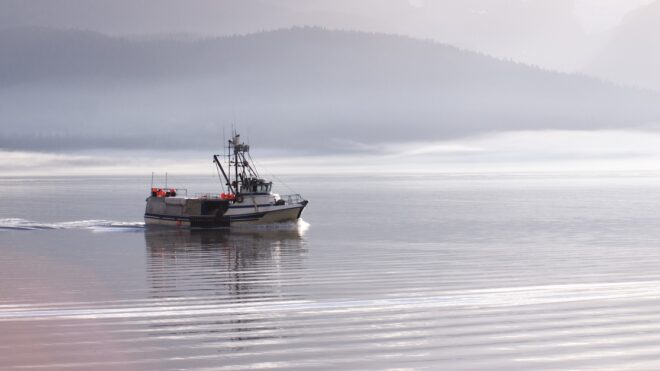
top-left (247, 151), bottom-right (261, 178)
top-left (250, 155), bottom-right (298, 195)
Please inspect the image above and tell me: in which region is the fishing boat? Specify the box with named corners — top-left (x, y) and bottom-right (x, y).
top-left (144, 133), bottom-right (308, 227)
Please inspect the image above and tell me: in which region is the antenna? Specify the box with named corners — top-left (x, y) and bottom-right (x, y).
top-left (151, 172), bottom-right (154, 189)
top-left (165, 172), bottom-right (168, 189)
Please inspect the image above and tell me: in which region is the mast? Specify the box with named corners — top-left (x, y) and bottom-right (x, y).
top-left (223, 131), bottom-right (260, 195)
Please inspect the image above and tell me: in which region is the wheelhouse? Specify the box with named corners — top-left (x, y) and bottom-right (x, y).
top-left (240, 178), bottom-right (272, 194)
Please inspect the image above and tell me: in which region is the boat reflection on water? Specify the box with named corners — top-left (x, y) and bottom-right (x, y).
top-left (144, 221), bottom-right (309, 301)
top-left (143, 222), bottom-right (310, 347)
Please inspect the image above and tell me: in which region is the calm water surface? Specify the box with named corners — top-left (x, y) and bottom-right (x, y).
top-left (3, 174), bottom-right (660, 369)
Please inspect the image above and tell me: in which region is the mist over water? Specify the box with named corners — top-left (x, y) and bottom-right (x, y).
top-left (3, 174), bottom-right (660, 369)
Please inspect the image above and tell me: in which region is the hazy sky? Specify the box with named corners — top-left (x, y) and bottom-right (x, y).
top-left (572, 0), bottom-right (653, 33)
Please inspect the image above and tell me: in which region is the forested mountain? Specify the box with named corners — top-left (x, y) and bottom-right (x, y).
top-left (2, 26), bottom-right (660, 153)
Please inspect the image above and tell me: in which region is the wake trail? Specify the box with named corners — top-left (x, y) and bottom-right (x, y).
top-left (0, 218), bottom-right (144, 232)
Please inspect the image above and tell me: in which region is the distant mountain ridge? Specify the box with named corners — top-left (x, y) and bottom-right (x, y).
top-left (586, 1), bottom-right (660, 91)
top-left (1, 26), bottom-right (660, 153)
top-left (0, 0), bottom-right (594, 72)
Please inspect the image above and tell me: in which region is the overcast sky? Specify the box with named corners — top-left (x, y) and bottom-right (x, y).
top-left (573, 0), bottom-right (653, 32)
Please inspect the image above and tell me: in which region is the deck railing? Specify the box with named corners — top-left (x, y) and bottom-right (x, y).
top-left (283, 194), bottom-right (305, 204)
top-left (159, 192), bottom-right (305, 204)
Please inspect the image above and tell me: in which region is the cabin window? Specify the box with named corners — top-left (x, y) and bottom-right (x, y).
top-left (241, 180), bottom-right (272, 193)
top-left (252, 183), bottom-right (270, 192)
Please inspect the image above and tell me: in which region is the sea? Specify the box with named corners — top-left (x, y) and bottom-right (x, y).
top-left (3, 173), bottom-right (660, 370)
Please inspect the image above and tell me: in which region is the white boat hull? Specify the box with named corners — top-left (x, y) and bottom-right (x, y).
top-left (229, 205), bottom-right (305, 225)
top-left (144, 202), bottom-right (306, 228)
